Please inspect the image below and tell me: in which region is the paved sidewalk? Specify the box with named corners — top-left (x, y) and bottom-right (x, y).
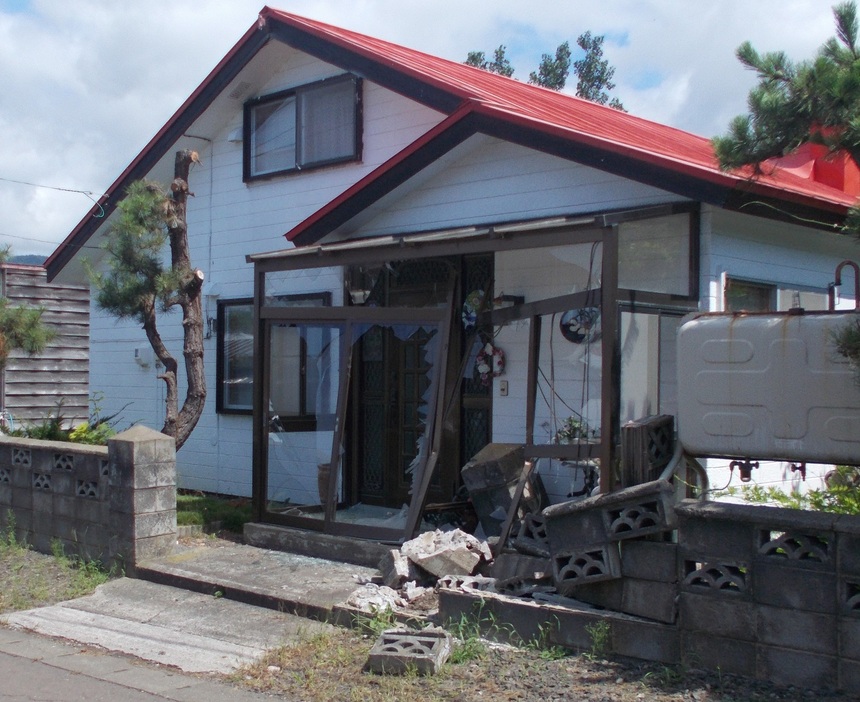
top-left (0, 539), bottom-right (381, 698)
top-left (0, 626), bottom-right (267, 701)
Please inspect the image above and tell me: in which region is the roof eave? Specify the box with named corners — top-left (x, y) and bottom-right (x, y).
top-left (45, 18), bottom-right (270, 282)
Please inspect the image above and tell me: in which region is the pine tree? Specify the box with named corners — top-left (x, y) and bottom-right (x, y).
top-left (529, 41), bottom-right (572, 90)
top-left (465, 33), bottom-right (624, 109)
top-left (89, 150), bottom-right (205, 449)
top-left (0, 250), bottom-right (53, 370)
top-left (713, 1), bottom-right (860, 220)
top-left (573, 31), bottom-right (625, 110)
top-left (465, 45), bottom-right (515, 77)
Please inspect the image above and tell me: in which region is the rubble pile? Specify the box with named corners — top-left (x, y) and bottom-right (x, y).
top-left (352, 443), bottom-right (681, 626)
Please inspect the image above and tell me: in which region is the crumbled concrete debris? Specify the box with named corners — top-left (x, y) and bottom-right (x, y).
top-left (346, 583), bottom-right (406, 613)
top-left (402, 581), bottom-right (431, 603)
top-left (401, 529), bottom-right (493, 578)
top-left (379, 548), bottom-right (426, 589)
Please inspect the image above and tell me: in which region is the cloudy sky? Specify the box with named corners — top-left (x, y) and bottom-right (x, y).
top-left (0, 0), bottom-right (843, 257)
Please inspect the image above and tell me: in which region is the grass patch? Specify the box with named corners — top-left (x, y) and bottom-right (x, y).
top-left (176, 491), bottom-right (252, 533)
top-left (0, 514), bottom-right (113, 614)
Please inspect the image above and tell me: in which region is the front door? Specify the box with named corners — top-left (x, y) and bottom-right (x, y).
top-left (354, 323), bottom-right (437, 507)
top-left (348, 255), bottom-right (494, 509)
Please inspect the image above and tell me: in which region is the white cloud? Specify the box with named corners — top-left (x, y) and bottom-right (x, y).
top-left (0, 0), bottom-right (843, 255)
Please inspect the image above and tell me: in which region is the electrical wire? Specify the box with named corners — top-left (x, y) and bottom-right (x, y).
top-left (0, 175), bottom-right (106, 217)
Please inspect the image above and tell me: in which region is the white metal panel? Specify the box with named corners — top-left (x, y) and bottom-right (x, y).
top-left (677, 311), bottom-right (860, 463)
top-left (341, 137), bottom-right (683, 239)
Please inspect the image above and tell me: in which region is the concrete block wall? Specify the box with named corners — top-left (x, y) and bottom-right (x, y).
top-left (0, 425), bottom-right (176, 571)
top-left (676, 500), bottom-right (860, 691)
top-left (440, 496), bottom-right (859, 693)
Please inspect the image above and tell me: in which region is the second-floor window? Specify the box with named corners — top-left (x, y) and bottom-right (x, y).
top-left (243, 74), bottom-right (362, 180)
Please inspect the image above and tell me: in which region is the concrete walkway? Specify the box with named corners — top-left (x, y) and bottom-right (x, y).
top-left (0, 626), bottom-right (268, 701)
top-left (1, 539), bottom-right (379, 684)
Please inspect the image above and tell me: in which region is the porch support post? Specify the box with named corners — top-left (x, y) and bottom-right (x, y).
top-left (600, 224), bottom-right (620, 493)
top-left (251, 266), bottom-right (266, 522)
top-left (525, 315), bottom-right (541, 446)
top-left (325, 323), bottom-right (354, 524)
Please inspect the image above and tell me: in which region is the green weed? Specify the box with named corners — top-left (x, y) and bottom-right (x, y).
top-left (584, 619), bottom-right (612, 659)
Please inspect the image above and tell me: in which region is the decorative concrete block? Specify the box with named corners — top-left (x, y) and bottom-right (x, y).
top-left (679, 592), bottom-right (756, 641)
top-left (681, 560), bottom-right (750, 598)
top-left (365, 628), bottom-right (452, 675)
top-left (755, 527), bottom-right (834, 571)
top-left (552, 543), bottom-right (621, 595)
top-left (752, 561), bottom-right (838, 613)
top-left (757, 646), bottom-right (837, 691)
top-left (513, 512), bottom-right (550, 557)
top-left (544, 480), bottom-right (676, 556)
top-left (681, 631), bottom-right (756, 677)
top-left (494, 575), bottom-right (554, 598)
top-left (757, 606), bottom-right (837, 655)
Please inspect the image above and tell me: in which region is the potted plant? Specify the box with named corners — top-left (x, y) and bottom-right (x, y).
top-left (555, 415), bottom-right (590, 443)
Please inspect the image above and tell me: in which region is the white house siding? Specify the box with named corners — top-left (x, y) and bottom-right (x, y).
top-left (696, 206), bottom-right (859, 497)
top-left (87, 51), bottom-right (446, 496)
top-left (341, 136), bottom-right (683, 238)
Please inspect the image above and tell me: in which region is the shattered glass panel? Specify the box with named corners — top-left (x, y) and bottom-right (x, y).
top-left (266, 323), bottom-right (343, 514)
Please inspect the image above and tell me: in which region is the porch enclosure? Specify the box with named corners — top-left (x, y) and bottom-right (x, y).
top-left (251, 204), bottom-right (699, 541)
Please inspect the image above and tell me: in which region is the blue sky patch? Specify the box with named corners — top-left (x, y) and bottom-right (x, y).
top-left (0, 0), bottom-right (31, 13)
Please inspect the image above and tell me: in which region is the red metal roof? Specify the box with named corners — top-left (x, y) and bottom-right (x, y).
top-left (261, 7), bottom-right (856, 223)
top-left (47, 7), bottom-right (856, 279)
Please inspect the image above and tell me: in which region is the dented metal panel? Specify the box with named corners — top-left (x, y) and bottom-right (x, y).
top-left (677, 311), bottom-right (860, 463)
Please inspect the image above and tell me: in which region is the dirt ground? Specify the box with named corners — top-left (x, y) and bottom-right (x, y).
top-left (3, 535), bottom-right (856, 702)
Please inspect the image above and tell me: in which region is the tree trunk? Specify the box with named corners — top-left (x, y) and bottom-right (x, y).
top-left (160, 149), bottom-right (206, 450)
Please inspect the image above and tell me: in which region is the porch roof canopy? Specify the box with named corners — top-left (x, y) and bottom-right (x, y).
top-left (248, 212), bottom-right (632, 272)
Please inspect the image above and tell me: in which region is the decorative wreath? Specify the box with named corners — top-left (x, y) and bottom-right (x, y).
top-left (475, 342), bottom-right (505, 386)
top-left (559, 307), bottom-right (601, 344)
top-left (461, 290), bottom-right (486, 330)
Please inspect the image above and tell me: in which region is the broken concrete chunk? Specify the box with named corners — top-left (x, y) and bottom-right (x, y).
top-left (379, 548), bottom-right (421, 589)
top-left (346, 583), bottom-right (406, 613)
top-left (401, 529), bottom-right (491, 578)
